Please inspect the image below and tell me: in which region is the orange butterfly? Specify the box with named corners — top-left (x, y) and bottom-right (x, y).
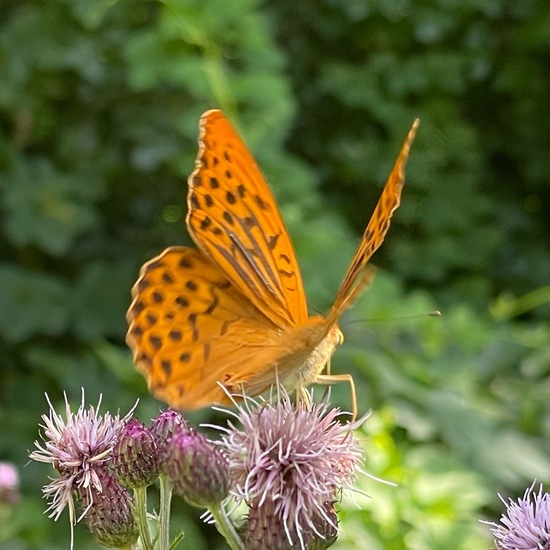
top-left (127, 110), bottom-right (418, 415)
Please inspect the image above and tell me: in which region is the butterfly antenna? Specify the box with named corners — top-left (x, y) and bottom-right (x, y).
top-left (347, 309), bottom-right (442, 325)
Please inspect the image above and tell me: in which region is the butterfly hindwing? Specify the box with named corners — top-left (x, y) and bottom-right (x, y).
top-left (126, 247), bottom-right (290, 409)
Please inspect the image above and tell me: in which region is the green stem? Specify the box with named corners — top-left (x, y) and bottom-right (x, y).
top-left (133, 487), bottom-right (154, 550)
top-left (158, 474), bottom-right (173, 550)
top-left (208, 502), bottom-right (244, 550)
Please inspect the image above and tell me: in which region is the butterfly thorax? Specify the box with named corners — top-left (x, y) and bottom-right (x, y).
top-left (276, 318), bottom-right (344, 393)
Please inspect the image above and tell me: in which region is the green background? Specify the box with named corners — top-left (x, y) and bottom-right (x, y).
top-left (1, 0), bottom-right (549, 548)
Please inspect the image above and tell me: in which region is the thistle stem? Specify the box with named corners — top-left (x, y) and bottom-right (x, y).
top-left (133, 487), bottom-right (154, 550)
top-left (158, 474), bottom-right (173, 550)
top-left (209, 502), bottom-right (244, 550)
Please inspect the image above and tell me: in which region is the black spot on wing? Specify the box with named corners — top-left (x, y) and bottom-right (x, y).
top-left (176, 296), bottom-right (189, 308)
top-left (203, 295), bottom-right (219, 315)
top-left (169, 330), bottom-right (183, 342)
top-left (179, 256), bottom-right (193, 269)
top-left (149, 335), bottom-right (162, 350)
top-left (138, 279), bottom-right (150, 292)
top-left (200, 217), bottom-right (212, 230)
top-left (190, 193), bottom-right (200, 209)
top-left (254, 194), bottom-right (268, 210)
top-left (268, 234), bottom-right (280, 250)
top-left (162, 272), bottom-right (174, 284)
top-left (152, 291), bottom-right (164, 303)
top-left (188, 312), bottom-right (199, 341)
top-left (161, 360), bottom-right (171, 375)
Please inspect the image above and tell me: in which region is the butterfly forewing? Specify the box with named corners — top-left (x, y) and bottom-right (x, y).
top-left (327, 119), bottom-right (419, 323)
top-left (186, 110), bottom-right (308, 328)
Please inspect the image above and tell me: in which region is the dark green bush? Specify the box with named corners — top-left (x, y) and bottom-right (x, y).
top-left (1, 1), bottom-right (548, 548)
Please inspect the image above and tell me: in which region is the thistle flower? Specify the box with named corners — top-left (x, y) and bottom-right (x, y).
top-left (485, 481), bottom-right (550, 549)
top-left (217, 391), bottom-right (363, 550)
top-left (0, 461), bottom-right (20, 505)
top-left (166, 429), bottom-right (230, 508)
top-left (112, 418), bottom-right (161, 489)
top-left (29, 391), bottom-right (136, 549)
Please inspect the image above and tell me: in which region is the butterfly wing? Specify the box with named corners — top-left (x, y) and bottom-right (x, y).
top-left (126, 247), bottom-right (299, 409)
top-left (327, 119), bottom-right (419, 324)
top-left (127, 113), bottom-right (418, 411)
top-left (186, 110), bottom-right (307, 328)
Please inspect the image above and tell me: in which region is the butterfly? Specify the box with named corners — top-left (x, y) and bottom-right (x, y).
top-left (126, 110), bottom-right (418, 416)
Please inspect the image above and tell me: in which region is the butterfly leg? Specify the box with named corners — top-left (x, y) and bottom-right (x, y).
top-left (325, 356), bottom-right (332, 376)
top-left (315, 373), bottom-right (357, 421)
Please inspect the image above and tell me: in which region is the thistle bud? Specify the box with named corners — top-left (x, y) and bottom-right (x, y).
top-left (77, 466), bottom-right (138, 548)
top-left (112, 418), bottom-right (160, 489)
top-left (166, 430), bottom-right (229, 508)
top-left (151, 409), bottom-right (189, 471)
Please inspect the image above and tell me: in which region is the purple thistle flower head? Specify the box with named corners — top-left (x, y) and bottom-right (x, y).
top-left (112, 418), bottom-right (161, 489)
top-left (485, 481), bottom-right (550, 550)
top-left (29, 391), bottom-right (136, 549)
top-left (0, 461), bottom-right (21, 505)
top-left (217, 390), bottom-right (363, 549)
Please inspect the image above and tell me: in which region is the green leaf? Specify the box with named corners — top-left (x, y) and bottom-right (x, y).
top-left (0, 266), bottom-right (69, 341)
top-left (3, 156), bottom-right (104, 255)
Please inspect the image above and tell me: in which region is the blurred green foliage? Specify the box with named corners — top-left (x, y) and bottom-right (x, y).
top-left (0, 0), bottom-right (548, 548)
